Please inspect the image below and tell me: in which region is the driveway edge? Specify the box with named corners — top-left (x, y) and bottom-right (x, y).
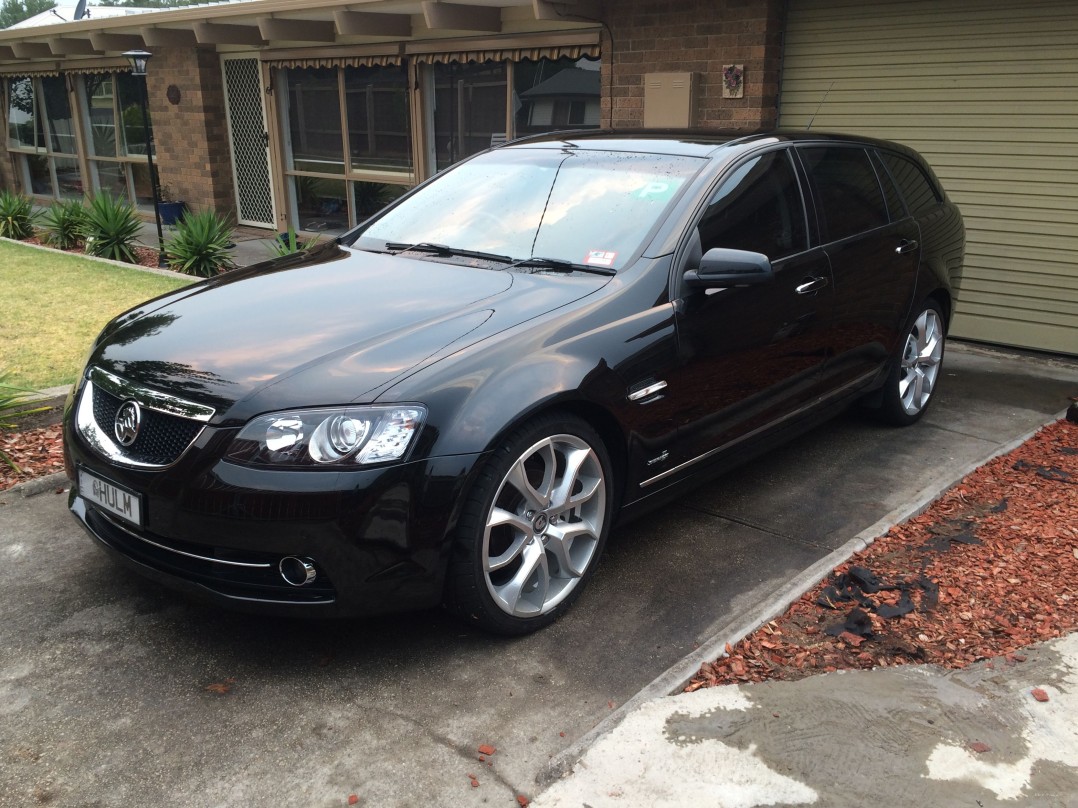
top-left (535, 406), bottom-right (1069, 790)
top-left (4, 471), bottom-right (69, 499)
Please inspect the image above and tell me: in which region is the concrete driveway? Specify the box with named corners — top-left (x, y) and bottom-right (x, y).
top-left (1, 342), bottom-right (1075, 807)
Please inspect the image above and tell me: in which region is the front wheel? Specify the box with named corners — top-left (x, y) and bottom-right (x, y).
top-left (446, 413), bottom-right (614, 635)
top-left (878, 300), bottom-right (946, 425)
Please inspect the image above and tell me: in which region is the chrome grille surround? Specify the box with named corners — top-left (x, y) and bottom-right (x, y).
top-left (76, 366), bottom-right (215, 469)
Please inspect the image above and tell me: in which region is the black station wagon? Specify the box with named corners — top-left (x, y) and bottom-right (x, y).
top-left (64, 131), bottom-right (965, 634)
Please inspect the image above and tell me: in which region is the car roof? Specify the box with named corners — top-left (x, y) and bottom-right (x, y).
top-left (504, 129), bottom-right (912, 159)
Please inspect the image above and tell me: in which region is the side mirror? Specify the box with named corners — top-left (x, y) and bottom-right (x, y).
top-left (684, 247), bottom-right (774, 288)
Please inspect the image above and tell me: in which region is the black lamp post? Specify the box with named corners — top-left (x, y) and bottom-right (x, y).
top-left (123, 49), bottom-right (167, 268)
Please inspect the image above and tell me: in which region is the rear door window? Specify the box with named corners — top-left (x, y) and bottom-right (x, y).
top-left (879, 152), bottom-right (943, 217)
top-left (698, 149), bottom-right (807, 260)
top-left (798, 146), bottom-right (889, 242)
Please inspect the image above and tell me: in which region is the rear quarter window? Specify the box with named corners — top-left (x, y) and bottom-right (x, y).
top-left (880, 152), bottom-right (943, 217)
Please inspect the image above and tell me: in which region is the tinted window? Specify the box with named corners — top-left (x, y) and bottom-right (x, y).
top-left (881, 152), bottom-right (942, 216)
top-left (799, 146), bottom-right (888, 242)
top-left (698, 150), bottom-right (807, 259)
top-left (871, 151), bottom-right (906, 220)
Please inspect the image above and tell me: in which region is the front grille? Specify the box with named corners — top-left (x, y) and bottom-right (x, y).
top-left (77, 367), bottom-right (215, 469)
top-left (85, 507), bottom-right (336, 604)
top-left (92, 385), bottom-right (204, 466)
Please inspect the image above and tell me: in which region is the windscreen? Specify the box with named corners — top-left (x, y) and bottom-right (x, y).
top-left (356, 147), bottom-right (704, 271)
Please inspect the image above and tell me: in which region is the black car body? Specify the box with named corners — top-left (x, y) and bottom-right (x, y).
top-left (63, 131), bottom-right (964, 634)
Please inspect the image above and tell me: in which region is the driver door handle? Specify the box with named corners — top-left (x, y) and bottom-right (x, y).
top-left (795, 276), bottom-right (829, 295)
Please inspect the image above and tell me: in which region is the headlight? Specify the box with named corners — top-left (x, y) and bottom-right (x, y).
top-left (226, 405), bottom-right (426, 468)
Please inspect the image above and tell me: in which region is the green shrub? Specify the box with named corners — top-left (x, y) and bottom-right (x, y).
top-left (82, 192), bottom-right (141, 263)
top-left (165, 208), bottom-right (236, 277)
top-left (266, 229), bottom-right (318, 258)
top-left (40, 199), bottom-right (87, 250)
top-left (0, 189), bottom-right (38, 240)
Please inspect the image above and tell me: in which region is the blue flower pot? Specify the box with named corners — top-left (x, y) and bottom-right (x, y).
top-left (158, 201), bottom-right (187, 226)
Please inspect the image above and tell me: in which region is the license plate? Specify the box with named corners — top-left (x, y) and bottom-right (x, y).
top-left (79, 468), bottom-right (143, 528)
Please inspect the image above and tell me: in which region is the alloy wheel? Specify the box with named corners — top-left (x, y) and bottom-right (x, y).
top-left (482, 433), bottom-right (607, 618)
top-left (898, 307), bottom-right (944, 416)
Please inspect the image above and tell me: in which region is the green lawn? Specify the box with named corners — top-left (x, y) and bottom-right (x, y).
top-left (0, 241), bottom-right (194, 390)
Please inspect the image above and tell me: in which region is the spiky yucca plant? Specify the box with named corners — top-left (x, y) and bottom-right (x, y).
top-left (40, 199), bottom-right (88, 250)
top-left (0, 189), bottom-right (38, 240)
top-left (82, 192), bottom-right (141, 263)
top-left (266, 229), bottom-right (319, 258)
top-left (164, 208), bottom-right (236, 277)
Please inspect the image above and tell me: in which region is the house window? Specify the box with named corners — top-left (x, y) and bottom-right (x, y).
top-left (432, 62), bottom-right (507, 171)
top-left (345, 65), bottom-right (411, 174)
top-left (514, 56), bottom-right (600, 137)
top-left (5, 75), bottom-right (84, 200)
top-left (278, 64), bottom-right (412, 235)
top-left (79, 72), bottom-right (156, 209)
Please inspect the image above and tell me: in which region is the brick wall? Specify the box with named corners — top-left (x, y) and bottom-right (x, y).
top-left (147, 47), bottom-right (235, 214)
top-left (600, 0), bottom-right (786, 131)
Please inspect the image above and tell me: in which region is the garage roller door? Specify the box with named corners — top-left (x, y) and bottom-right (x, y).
top-left (779, 0), bottom-right (1078, 355)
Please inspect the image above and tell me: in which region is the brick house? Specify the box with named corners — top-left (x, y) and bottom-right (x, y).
top-left (1, 0), bottom-right (1075, 355)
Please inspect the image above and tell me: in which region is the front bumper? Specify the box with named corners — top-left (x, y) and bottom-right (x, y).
top-left (66, 417), bottom-right (484, 618)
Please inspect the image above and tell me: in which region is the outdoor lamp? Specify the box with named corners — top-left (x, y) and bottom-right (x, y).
top-left (124, 49), bottom-right (151, 76)
top-left (121, 49), bottom-right (167, 267)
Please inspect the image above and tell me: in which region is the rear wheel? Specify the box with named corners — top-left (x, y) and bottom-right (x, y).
top-left (446, 413), bottom-right (613, 635)
top-left (878, 300), bottom-right (946, 425)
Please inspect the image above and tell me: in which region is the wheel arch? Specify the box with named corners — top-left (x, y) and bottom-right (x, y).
top-left (457, 393), bottom-right (630, 516)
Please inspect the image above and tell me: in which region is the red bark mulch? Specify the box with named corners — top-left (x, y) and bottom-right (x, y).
top-left (687, 417), bottom-right (1078, 691)
top-left (0, 423), bottom-right (66, 491)
top-left (22, 235), bottom-right (163, 268)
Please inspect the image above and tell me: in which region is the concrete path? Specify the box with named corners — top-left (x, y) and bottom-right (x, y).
top-left (533, 633), bottom-right (1078, 807)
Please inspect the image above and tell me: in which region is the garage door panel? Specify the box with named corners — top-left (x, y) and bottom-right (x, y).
top-left (961, 280), bottom-right (1078, 310)
top-left (782, 0), bottom-right (1078, 354)
top-left (779, 112), bottom-right (1077, 130)
top-left (966, 233), bottom-right (1078, 257)
top-left (962, 206), bottom-right (1078, 229)
top-left (779, 88), bottom-right (1078, 105)
top-left (957, 298), bottom-right (1077, 324)
top-left (951, 315), bottom-right (1075, 354)
top-left (784, 45), bottom-right (1078, 67)
top-left (789, 0), bottom-right (1076, 29)
top-left (966, 267), bottom-right (1078, 294)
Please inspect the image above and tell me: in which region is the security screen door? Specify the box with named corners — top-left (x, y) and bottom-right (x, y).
top-left (222, 56), bottom-right (275, 228)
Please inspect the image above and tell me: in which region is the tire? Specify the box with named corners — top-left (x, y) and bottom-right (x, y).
top-left (878, 300), bottom-right (946, 426)
top-left (446, 413), bottom-right (614, 635)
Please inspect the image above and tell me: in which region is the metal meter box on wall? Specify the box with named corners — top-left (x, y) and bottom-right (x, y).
top-left (643, 72), bottom-right (697, 128)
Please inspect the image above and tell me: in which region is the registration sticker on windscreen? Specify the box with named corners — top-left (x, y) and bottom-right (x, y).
top-left (79, 467), bottom-right (143, 528)
top-left (585, 250), bottom-right (617, 267)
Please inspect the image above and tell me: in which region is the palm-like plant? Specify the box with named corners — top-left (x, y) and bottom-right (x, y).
top-left (165, 208), bottom-right (236, 277)
top-left (40, 199), bottom-right (88, 250)
top-left (0, 189), bottom-right (38, 240)
top-left (82, 192), bottom-right (141, 263)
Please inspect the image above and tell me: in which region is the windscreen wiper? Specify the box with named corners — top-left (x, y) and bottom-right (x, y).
top-left (507, 256), bottom-right (616, 277)
top-left (383, 242), bottom-right (512, 264)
